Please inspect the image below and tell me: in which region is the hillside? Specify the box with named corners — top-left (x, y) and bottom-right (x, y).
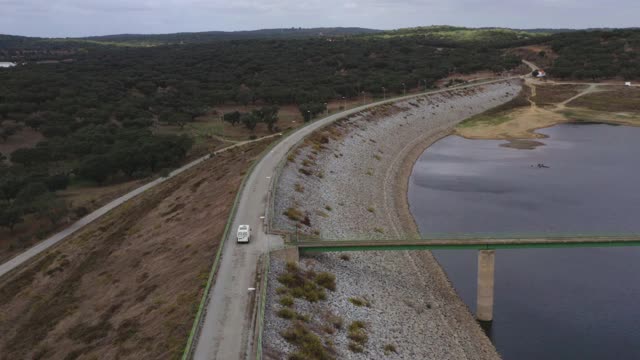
top-left (1, 25), bottom-right (639, 268)
top-left (0, 27), bottom-right (382, 59)
top-left (82, 27), bottom-right (382, 45)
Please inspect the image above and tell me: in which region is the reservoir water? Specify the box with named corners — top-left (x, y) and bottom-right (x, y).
top-left (408, 123), bottom-right (640, 360)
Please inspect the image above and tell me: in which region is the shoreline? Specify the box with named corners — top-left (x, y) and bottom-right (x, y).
top-left (393, 127), bottom-right (499, 358)
top-left (266, 79), bottom-right (522, 359)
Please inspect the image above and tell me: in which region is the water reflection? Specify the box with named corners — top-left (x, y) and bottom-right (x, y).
top-left (409, 123), bottom-right (640, 360)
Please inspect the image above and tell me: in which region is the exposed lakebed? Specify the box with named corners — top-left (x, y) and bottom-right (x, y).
top-left (408, 123), bottom-right (640, 360)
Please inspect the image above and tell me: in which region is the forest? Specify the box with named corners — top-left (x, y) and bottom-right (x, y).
top-left (1, 26), bottom-right (640, 233)
top-left (548, 29), bottom-right (640, 79)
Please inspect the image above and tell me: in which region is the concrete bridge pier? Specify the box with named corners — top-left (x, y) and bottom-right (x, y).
top-left (477, 250), bottom-right (495, 322)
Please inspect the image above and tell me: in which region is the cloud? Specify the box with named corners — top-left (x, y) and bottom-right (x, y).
top-left (1, 0), bottom-right (639, 37)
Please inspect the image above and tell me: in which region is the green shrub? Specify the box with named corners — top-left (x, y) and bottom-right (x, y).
top-left (315, 272), bottom-right (336, 291)
top-left (348, 297), bottom-right (370, 307)
top-left (278, 263), bottom-right (328, 302)
top-left (276, 287), bottom-right (289, 295)
top-left (348, 320), bottom-right (368, 349)
top-left (384, 343), bottom-right (397, 355)
top-left (328, 314), bottom-right (343, 329)
top-left (348, 342), bottom-right (364, 353)
top-left (280, 295), bottom-right (294, 307)
top-left (277, 308), bottom-right (297, 319)
top-left (284, 208), bottom-right (304, 221)
top-left (286, 262), bottom-right (299, 273)
top-left (281, 323), bottom-right (334, 360)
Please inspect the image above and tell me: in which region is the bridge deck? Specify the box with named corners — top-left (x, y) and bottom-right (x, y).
top-left (295, 236), bottom-right (640, 252)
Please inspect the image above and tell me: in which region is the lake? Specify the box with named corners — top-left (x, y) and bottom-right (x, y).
top-left (0, 62), bottom-right (16, 68)
top-left (408, 123), bottom-right (640, 360)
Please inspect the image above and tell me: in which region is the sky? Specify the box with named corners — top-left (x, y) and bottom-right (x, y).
top-left (1, 0), bottom-right (639, 37)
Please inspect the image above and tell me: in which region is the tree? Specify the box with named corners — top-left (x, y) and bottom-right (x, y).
top-left (35, 193), bottom-right (68, 225)
top-left (236, 87), bottom-right (253, 106)
top-left (255, 106), bottom-right (279, 132)
top-left (0, 123), bottom-right (20, 142)
top-left (78, 155), bottom-right (115, 183)
top-left (15, 182), bottom-right (49, 209)
top-left (0, 203), bottom-right (24, 232)
top-left (223, 111), bottom-right (241, 127)
top-left (0, 169), bottom-right (27, 202)
top-left (298, 103), bottom-right (326, 122)
top-left (164, 112), bottom-right (192, 129)
top-left (45, 174), bottom-right (70, 191)
top-left (113, 145), bottom-right (150, 177)
top-left (241, 113), bottom-right (259, 131)
top-left (10, 147), bottom-right (48, 167)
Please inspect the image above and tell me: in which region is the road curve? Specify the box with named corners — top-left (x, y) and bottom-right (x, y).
top-left (0, 134), bottom-right (282, 279)
top-left (191, 78), bottom-right (521, 360)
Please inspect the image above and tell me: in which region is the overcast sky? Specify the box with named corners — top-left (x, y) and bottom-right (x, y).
top-left (1, 0), bottom-right (639, 37)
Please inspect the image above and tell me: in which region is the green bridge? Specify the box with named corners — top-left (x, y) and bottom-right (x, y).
top-left (284, 233), bottom-right (640, 322)
top-left (294, 234), bottom-right (640, 252)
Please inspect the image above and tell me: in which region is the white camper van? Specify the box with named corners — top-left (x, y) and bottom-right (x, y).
top-left (237, 225), bottom-right (251, 243)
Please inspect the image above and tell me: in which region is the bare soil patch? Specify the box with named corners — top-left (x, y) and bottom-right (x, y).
top-left (0, 139), bottom-right (272, 359)
top-left (0, 126), bottom-right (44, 159)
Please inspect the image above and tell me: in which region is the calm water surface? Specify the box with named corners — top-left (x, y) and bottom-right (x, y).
top-left (408, 123), bottom-right (640, 360)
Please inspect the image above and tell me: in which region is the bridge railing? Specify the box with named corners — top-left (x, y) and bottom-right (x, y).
top-left (288, 232), bottom-right (640, 251)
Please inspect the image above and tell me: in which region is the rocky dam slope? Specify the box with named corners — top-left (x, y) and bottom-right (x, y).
top-left (264, 79), bottom-right (522, 359)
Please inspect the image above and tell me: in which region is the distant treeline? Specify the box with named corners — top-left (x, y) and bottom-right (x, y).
top-left (549, 29), bottom-right (640, 79)
top-left (2, 27), bottom-right (639, 231)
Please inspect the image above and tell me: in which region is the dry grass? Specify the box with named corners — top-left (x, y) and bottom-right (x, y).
top-left (348, 297), bottom-right (371, 307)
top-left (384, 343), bottom-right (397, 355)
top-left (533, 84), bottom-right (588, 105)
top-left (284, 207), bottom-right (304, 222)
top-left (568, 87), bottom-right (640, 112)
top-left (279, 295), bottom-right (294, 307)
top-left (0, 139), bottom-right (273, 359)
top-left (276, 262), bottom-right (335, 302)
top-left (457, 85), bottom-right (531, 129)
top-left (281, 322), bottom-right (335, 360)
top-left (347, 321), bottom-right (368, 353)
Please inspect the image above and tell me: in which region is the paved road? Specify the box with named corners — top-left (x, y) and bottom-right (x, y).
top-left (192, 78), bottom-right (521, 360)
top-left (0, 133), bottom-right (283, 279)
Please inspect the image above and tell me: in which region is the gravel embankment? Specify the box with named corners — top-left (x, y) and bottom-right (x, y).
top-left (264, 80), bottom-right (522, 359)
